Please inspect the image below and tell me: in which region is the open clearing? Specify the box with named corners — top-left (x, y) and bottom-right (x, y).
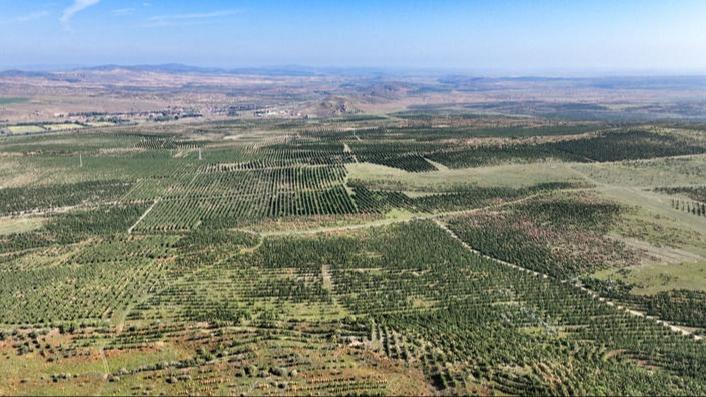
top-left (0, 216), bottom-right (45, 235)
top-left (595, 261), bottom-right (706, 295)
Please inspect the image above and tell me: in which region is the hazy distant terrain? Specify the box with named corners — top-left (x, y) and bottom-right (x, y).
top-left (0, 67), bottom-right (705, 395)
top-left (3, 65), bottom-right (706, 125)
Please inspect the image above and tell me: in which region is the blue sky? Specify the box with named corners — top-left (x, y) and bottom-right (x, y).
top-left (1, 0), bottom-right (706, 74)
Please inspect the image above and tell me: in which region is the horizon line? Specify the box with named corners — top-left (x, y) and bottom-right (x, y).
top-left (2, 63), bottom-right (706, 79)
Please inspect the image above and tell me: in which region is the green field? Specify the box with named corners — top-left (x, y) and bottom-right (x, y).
top-left (7, 125), bottom-right (46, 134)
top-left (0, 119), bottom-right (705, 395)
top-left (0, 97), bottom-right (29, 105)
top-left (42, 123), bottom-right (85, 131)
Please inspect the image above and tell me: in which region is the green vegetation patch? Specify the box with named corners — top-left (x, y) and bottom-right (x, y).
top-left (0, 97), bottom-right (29, 105)
top-left (446, 193), bottom-right (636, 277)
top-left (0, 180), bottom-right (133, 216)
top-left (583, 277), bottom-right (706, 328)
top-left (427, 129), bottom-right (706, 169)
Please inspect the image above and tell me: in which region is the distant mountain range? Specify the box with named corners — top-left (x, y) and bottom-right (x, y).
top-left (2, 64), bottom-right (706, 90)
top-left (81, 63), bottom-right (329, 76)
top-left (0, 63), bottom-right (403, 77)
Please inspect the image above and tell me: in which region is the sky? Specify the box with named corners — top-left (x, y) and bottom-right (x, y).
top-left (1, 0), bottom-right (706, 75)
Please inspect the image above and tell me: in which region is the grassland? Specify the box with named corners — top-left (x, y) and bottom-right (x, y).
top-left (348, 161), bottom-right (584, 191)
top-left (0, 217), bottom-right (44, 235)
top-left (0, 97), bottom-right (29, 105)
top-left (0, 114), bottom-right (704, 395)
top-left (594, 261), bottom-right (706, 295)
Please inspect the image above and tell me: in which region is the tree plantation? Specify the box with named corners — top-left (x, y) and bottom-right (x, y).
top-left (0, 117), bottom-right (705, 396)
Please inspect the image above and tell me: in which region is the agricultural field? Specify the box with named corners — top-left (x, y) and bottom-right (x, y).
top-left (2, 123), bottom-right (90, 136)
top-left (0, 110), bottom-right (705, 396)
top-left (5, 125), bottom-right (46, 134)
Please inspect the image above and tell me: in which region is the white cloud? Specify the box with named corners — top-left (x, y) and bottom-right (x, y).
top-left (60, 0), bottom-right (101, 28)
top-left (16, 11), bottom-right (50, 23)
top-left (0, 10), bottom-right (50, 24)
top-left (144, 10), bottom-right (238, 27)
top-left (112, 8), bottom-right (135, 17)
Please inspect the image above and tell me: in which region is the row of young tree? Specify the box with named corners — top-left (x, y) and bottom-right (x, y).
top-left (671, 198), bottom-right (706, 217)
